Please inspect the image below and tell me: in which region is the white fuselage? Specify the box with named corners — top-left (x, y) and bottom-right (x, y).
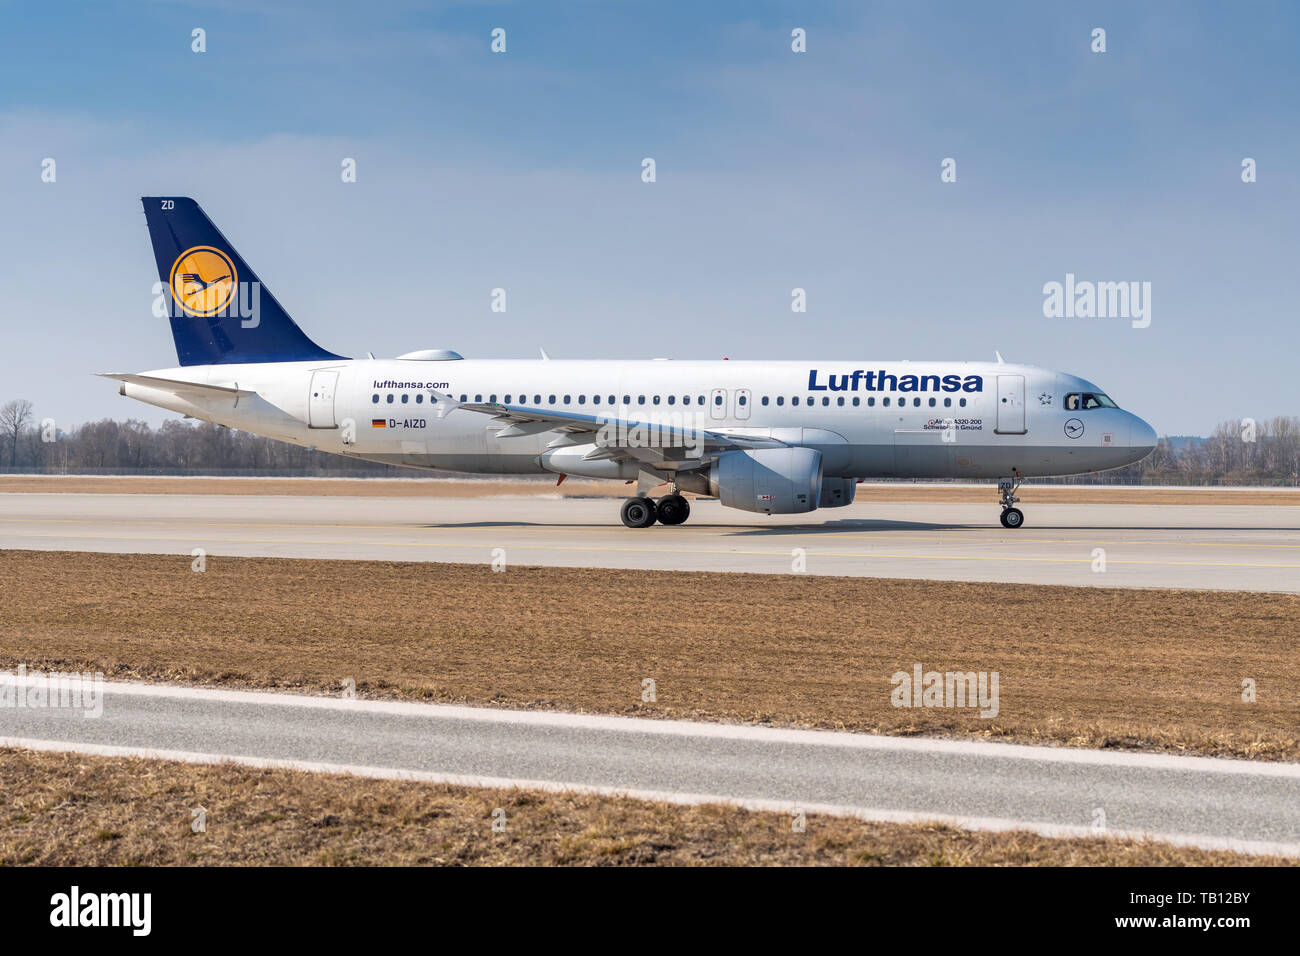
top-left (116, 357), bottom-right (1157, 481)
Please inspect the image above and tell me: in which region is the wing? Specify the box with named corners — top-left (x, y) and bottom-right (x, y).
top-left (433, 394), bottom-right (787, 467)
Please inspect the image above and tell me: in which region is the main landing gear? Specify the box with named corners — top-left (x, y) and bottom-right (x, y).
top-left (620, 493), bottom-right (691, 528)
top-left (998, 474), bottom-right (1025, 529)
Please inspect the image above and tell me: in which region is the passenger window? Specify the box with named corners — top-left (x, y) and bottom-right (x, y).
top-left (578, 395), bottom-right (586, 404)
top-left (852, 397), bottom-right (859, 406)
top-left (623, 395), bottom-right (630, 405)
top-left (371, 394), bottom-right (379, 403)
top-left (928, 397), bottom-right (935, 407)
top-left (761, 396), bottom-right (769, 406)
top-left (667, 395), bottom-right (675, 405)
top-left (416, 394), bottom-right (424, 403)
top-left (777, 396), bottom-right (785, 406)
top-left (959, 398), bottom-right (967, 407)
top-left (387, 394), bottom-right (394, 403)
top-left (868, 397), bottom-right (875, 406)
top-left (533, 395), bottom-right (541, 404)
top-left (738, 395), bottom-right (747, 406)
top-left (714, 395), bottom-right (722, 405)
top-left (593, 395), bottom-right (600, 405)
top-left (548, 394), bottom-right (556, 404)
top-left (913, 397), bottom-right (921, 407)
top-left (822, 397), bottom-right (830, 406)
top-left (944, 397), bottom-right (951, 407)
top-left (792, 397), bottom-right (800, 406)
top-left (697, 396), bottom-right (705, 405)
top-left (638, 396), bottom-right (645, 405)
top-left (837, 397), bottom-right (845, 406)
top-left (653, 395), bottom-right (661, 405)
top-left (563, 395), bottom-right (571, 404)
top-left (883, 397), bottom-right (890, 406)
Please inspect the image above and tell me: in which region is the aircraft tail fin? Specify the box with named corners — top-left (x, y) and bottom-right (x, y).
top-left (140, 197), bottom-right (346, 366)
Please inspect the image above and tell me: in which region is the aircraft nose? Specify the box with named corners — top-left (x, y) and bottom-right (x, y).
top-left (1130, 415), bottom-right (1157, 456)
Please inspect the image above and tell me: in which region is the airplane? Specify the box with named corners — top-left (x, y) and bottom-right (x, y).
top-left (104, 197), bottom-right (1158, 529)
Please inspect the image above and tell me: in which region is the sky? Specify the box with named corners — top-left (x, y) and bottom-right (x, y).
top-left (1, 0), bottom-right (1297, 436)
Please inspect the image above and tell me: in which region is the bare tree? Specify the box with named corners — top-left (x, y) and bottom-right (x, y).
top-left (0, 399), bottom-right (33, 470)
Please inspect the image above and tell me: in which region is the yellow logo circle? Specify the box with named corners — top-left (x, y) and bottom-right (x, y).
top-left (170, 246), bottom-right (237, 317)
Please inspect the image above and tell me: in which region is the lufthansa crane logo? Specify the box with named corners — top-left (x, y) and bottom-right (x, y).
top-left (169, 246), bottom-right (237, 317)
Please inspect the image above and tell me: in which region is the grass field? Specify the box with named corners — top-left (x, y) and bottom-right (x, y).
top-left (2, 474), bottom-right (1297, 505)
top-left (2, 549), bottom-right (1296, 761)
top-left (1, 747), bottom-right (1287, 866)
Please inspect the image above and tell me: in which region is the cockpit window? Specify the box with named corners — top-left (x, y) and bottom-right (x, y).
top-left (1065, 392), bottom-right (1118, 410)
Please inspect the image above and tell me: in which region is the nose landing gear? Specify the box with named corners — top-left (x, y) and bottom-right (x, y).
top-left (998, 474), bottom-right (1025, 529)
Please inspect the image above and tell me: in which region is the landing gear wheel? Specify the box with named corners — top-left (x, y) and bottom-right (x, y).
top-left (656, 494), bottom-right (690, 526)
top-left (997, 474), bottom-right (1024, 529)
top-left (620, 496), bottom-right (658, 528)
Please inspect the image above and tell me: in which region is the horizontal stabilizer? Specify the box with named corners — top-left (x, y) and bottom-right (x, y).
top-left (96, 373), bottom-right (256, 398)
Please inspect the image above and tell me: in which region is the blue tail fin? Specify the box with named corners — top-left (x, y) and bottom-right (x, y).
top-left (141, 197), bottom-right (346, 366)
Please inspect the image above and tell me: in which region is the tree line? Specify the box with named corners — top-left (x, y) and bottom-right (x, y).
top-left (0, 400), bottom-right (392, 476)
top-left (2, 399), bottom-right (1298, 484)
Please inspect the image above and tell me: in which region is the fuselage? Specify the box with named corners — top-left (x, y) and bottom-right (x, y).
top-left (118, 357), bottom-right (1158, 480)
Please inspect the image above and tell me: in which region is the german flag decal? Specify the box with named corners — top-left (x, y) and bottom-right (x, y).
top-left (371, 419), bottom-right (387, 428)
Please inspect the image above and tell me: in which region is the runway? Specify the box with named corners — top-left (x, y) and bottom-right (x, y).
top-left (2, 678), bottom-right (1297, 856)
top-left (2, 492), bottom-right (1299, 591)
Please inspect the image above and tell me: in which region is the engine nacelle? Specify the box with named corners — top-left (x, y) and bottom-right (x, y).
top-left (819, 477), bottom-right (856, 508)
top-left (708, 447), bottom-right (822, 515)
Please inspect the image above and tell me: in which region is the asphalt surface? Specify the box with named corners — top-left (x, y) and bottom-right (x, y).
top-left (2, 492), bottom-right (1299, 591)
top-left (1, 679), bottom-right (1297, 856)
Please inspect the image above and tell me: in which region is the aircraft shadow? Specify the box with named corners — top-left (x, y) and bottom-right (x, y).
top-left (724, 519), bottom-right (966, 534)
top-left (419, 520), bottom-right (1299, 533)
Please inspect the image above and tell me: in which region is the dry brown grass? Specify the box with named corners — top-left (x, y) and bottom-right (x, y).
top-left (0, 748), bottom-right (1286, 866)
top-left (1, 551), bottom-right (1297, 760)
top-left (2, 475), bottom-right (1296, 505)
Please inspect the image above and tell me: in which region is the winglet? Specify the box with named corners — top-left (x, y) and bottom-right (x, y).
top-left (994, 350), bottom-right (1005, 364)
top-left (539, 347), bottom-right (551, 360)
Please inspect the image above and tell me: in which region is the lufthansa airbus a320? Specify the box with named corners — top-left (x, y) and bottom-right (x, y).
top-left (104, 197), bottom-right (1158, 529)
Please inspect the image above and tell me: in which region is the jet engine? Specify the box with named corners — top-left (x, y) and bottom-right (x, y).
top-left (689, 447), bottom-right (823, 515)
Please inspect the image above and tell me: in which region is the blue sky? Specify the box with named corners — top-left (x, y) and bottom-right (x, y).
top-left (2, 0), bottom-right (1297, 435)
